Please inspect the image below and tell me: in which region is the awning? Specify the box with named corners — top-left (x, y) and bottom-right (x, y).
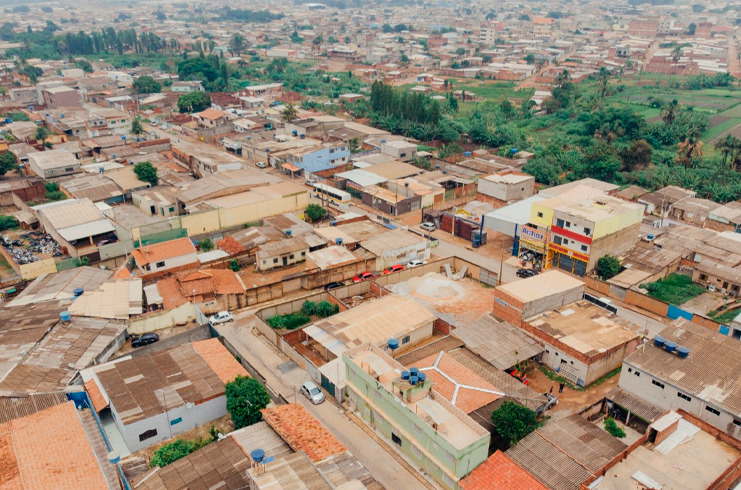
top-left (281, 163), bottom-right (300, 172)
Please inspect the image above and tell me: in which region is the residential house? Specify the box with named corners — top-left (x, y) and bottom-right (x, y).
top-left (33, 198), bottom-right (117, 258)
top-left (477, 171), bottom-right (535, 203)
top-left (131, 237), bottom-right (199, 275)
top-left (171, 81), bottom-right (204, 92)
top-left (256, 237), bottom-right (310, 271)
top-left (42, 86), bottom-right (81, 109)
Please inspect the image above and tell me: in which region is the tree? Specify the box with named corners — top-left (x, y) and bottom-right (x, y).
top-left (315, 300), bottom-right (338, 317)
top-left (229, 258), bottom-right (241, 272)
top-left (133, 161), bottom-right (158, 186)
top-left (45, 181), bottom-right (65, 201)
top-left (305, 204), bottom-right (328, 222)
top-left (0, 152), bottom-right (17, 175)
top-left (604, 417), bottom-right (626, 438)
top-left (0, 215), bottom-right (18, 230)
top-left (229, 33), bottom-right (245, 56)
top-left (281, 103), bottom-right (298, 122)
top-left (692, 3), bottom-right (705, 12)
top-left (150, 438), bottom-right (210, 468)
top-left (177, 91), bottom-right (211, 113)
top-left (155, 10), bottom-right (167, 22)
top-left (596, 255), bottom-right (621, 280)
top-left (130, 117), bottom-right (144, 135)
top-left (687, 23), bottom-right (696, 36)
top-left (490, 401), bottom-right (540, 446)
top-left (225, 376), bottom-right (271, 429)
top-left (524, 53), bottom-right (535, 64)
top-left (621, 139), bottom-right (653, 171)
top-left (349, 137), bottom-right (360, 153)
top-left (35, 126), bottom-right (50, 145)
top-left (132, 75), bottom-right (161, 94)
top-left (661, 99), bottom-right (680, 125)
top-left (199, 238), bottom-right (214, 252)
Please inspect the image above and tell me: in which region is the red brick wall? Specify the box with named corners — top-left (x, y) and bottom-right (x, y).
top-left (654, 419), bottom-right (679, 446)
top-left (492, 289), bottom-right (524, 326)
top-left (691, 314), bottom-right (720, 331)
top-left (433, 318), bottom-right (455, 335)
top-left (326, 291), bottom-right (349, 312)
top-left (582, 276), bottom-right (611, 295)
top-left (624, 289), bottom-right (669, 317)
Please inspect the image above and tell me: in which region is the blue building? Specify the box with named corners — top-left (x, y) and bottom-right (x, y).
top-left (281, 142), bottom-right (350, 177)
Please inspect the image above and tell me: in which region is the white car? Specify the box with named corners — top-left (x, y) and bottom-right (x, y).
top-left (209, 311), bottom-right (233, 325)
top-left (420, 222), bottom-right (436, 232)
top-left (300, 381), bottom-right (325, 404)
top-left (407, 259), bottom-right (426, 268)
top-left (255, 161), bottom-right (267, 169)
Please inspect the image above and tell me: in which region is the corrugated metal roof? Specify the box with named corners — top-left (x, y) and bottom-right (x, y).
top-left (606, 387), bottom-right (666, 423)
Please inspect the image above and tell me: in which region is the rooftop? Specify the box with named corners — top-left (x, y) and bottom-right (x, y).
top-left (624, 318), bottom-right (741, 416)
top-left (257, 237), bottom-right (309, 260)
top-left (345, 343), bottom-right (490, 450)
top-left (539, 178), bottom-right (619, 198)
top-left (496, 270), bottom-right (584, 304)
top-left (526, 300), bottom-right (640, 357)
top-left (359, 228), bottom-right (427, 256)
top-left (305, 294), bottom-right (435, 358)
top-left (306, 245), bottom-right (359, 270)
top-left (7, 267), bottom-right (112, 307)
top-left (459, 451), bottom-right (547, 490)
top-left (539, 191), bottom-right (644, 222)
top-left (26, 149), bottom-right (79, 169)
top-left (33, 198), bottom-right (115, 241)
top-left (131, 237), bottom-right (197, 266)
top-left (260, 404), bottom-right (346, 462)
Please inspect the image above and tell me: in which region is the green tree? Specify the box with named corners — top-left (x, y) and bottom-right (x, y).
top-left (130, 117), bottom-right (144, 135)
top-left (199, 238), bottom-right (214, 252)
top-left (225, 376), bottom-right (271, 429)
top-left (604, 417), bottom-right (626, 438)
top-left (150, 438), bottom-right (210, 468)
top-left (229, 33), bottom-right (245, 56)
top-left (0, 152), bottom-right (17, 175)
top-left (301, 300), bottom-right (316, 316)
top-left (34, 126), bottom-right (50, 145)
top-left (229, 258), bottom-right (241, 272)
top-left (44, 181), bottom-right (66, 201)
top-left (0, 215), bottom-right (18, 230)
top-left (133, 161), bottom-right (158, 186)
top-left (315, 300), bottom-right (338, 318)
top-left (596, 255), bottom-right (621, 280)
top-left (75, 59), bottom-right (93, 72)
top-left (132, 75), bottom-right (161, 94)
top-left (281, 103), bottom-right (298, 122)
top-left (177, 91), bottom-right (211, 113)
top-left (524, 53), bottom-right (535, 64)
top-left (620, 139), bottom-right (652, 171)
top-left (490, 401), bottom-right (541, 446)
top-left (305, 203), bottom-right (328, 222)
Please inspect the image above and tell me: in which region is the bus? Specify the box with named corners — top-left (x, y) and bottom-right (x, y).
top-left (312, 183), bottom-right (351, 204)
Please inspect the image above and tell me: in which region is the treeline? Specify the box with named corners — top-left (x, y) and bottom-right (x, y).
top-left (369, 81), bottom-right (441, 126)
top-left (220, 7), bottom-right (284, 22)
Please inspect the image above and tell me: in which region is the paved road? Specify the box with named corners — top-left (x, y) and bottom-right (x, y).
top-left (218, 316), bottom-right (436, 490)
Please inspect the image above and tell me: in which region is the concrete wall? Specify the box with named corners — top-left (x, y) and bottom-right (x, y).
top-left (128, 303), bottom-right (198, 335)
top-left (588, 222), bottom-right (641, 271)
top-left (19, 258), bottom-right (58, 280)
top-left (138, 252), bottom-right (198, 274)
top-left (477, 175), bottom-right (534, 202)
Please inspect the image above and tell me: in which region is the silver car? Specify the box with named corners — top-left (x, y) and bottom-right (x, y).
top-left (300, 381), bottom-right (325, 404)
top-left (420, 222), bottom-right (436, 232)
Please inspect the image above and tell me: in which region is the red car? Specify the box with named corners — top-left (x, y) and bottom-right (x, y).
top-left (352, 271), bottom-right (378, 283)
top-left (384, 264), bottom-right (404, 275)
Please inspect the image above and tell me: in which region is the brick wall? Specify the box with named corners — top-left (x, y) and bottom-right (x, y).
top-left (580, 431), bottom-right (650, 488)
top-left (492, 289), bottom-right (524, 326)
top-left (582, 276), bottom-right (611, 295)
top-left (653, 418), bottom-right (678, 446)
top-left (326, 291), bottom-right (350, 312)
top-left (624, 288), bottom-right (669, 317)
top-left (433, 318), bottom-right (455, 335)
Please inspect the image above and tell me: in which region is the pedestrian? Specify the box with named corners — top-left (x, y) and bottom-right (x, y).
top-left (549, 384), bottom-right (553, 395)
top-left (559, 382), bottom-right (565, 393)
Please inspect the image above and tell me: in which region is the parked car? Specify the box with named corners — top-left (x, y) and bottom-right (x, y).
top-left (384, 264), bottom-right (404, 274)
top-left (300, 381), bottom-right (325, 404)
top-left (255, 161), bottom-right (267, 169)
top-left (209, 311), bottom-right (234, 325)
top-left (305, 179), bottom-right (316, 186)
top-left (352, 271), bottom-right (378, 283)
top-left (407, 259), bottom-right (426, 268)
top-left (420, 222), bottom-right (436, 232)
top-left (324, 281), bottom-right (344, 291)
top-left (516, 268), bottom-right (538, 278)
top-left (131, 333), bottom-right (159, 348)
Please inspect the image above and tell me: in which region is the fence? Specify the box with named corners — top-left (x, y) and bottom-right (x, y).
top-left (137, 228), bottom-right (188, 247)
top-left (128, 303), bottom-right (198, 335)
top-left (99, 240), bottom-right (135, 261)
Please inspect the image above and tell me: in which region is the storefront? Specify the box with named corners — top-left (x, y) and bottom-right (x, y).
top-left (518, 225), bottom-right (548, 265)
top-left (547, 242), bottom-right (589, 276)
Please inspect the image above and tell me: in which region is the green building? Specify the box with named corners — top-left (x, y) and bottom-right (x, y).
top-left (343, 343), bottom-right (490, 490)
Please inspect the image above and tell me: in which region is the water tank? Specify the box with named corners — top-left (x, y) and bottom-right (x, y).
top-left (60, 113), bottom-right (65, 119)
top-left (664, 341), bottom-right (677, 353)
top-left (387, 338), bottom-right (399, 351)
top-left (464, 151), bottom-right (471, 157)
top-left (300, 134), bottom-right (305, 139)
top-left (107, 451), bottom-right (120, 465)
top-left (472, 240), bottom-right (480, 248)
top-left (250, 449), bottom-right (265, 463)
top-left (381, 139), bottom-right (386, 143)
top-left (4, 118), bottom-right (11, 123)
top-left (73, 288), bottom-right (84, 297)
top-left (647, 234), bottom-right (654, 240)
top-left (409, 375), bottom-right (419, 385)
top-left (510, 148), bottom-right (518, 154)
top-left (418, 372), bottom-right (427, 383)
top-left (330, 220), bottom-right (337, 226)
top-left (442, 170), bottom-right (447, 174)
top-left (677, 346), bottom-right (690, 358)
top-left (60, 311), bottom-right (71, 322)
top-left (410, 367), bottom-right (419, 376)
top-left (285, 230), bottom-right (292, 236)
top-left (335, 238), bottom-right (343, 245)
top-left (292, 130), bottom-right (297, 136)
top-left (401, 370), bottom-right (410, 380)
top-left (653, 335), bottom-right (666, 348)
top-left (720, 325), bottom-right (731, 335)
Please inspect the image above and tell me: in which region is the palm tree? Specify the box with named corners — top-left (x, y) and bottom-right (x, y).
top-left (671, 45), bottom-right (683, 74)
top-left (661, 99), bottom-right (680, 125)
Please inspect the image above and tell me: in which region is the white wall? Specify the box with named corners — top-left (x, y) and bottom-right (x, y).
top-left (139, 252), bottom-right (198, 273)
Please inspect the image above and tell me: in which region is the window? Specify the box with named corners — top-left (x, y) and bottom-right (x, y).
top-left (553, 236), bottom-right (562, 245)
top-left (565, 221), bottom-right (571, 227)
top-left (169, 207), bottom-right (175, 213)
top-left (652, 380), bottom-right (665, 389)
top-left (556, 218), bottom-right (565, 228)
top-left (581, 245), bottom-right (588, 252)
top-left (706, 406), bottom-right (721, 416)
top-left (391, 432), bottom-right (402, 446)
top-left (584, 227), bottom-right (591, 236)
top-left (156, 261), bottom-right (165, 268)
top-left (700, 274), bottom-right (708, 281)
top-left (628, 368), bottom-right (632, 373)
top-left (734, 419), bottom-right (741, 427)
top-left (634, 370), bottom-right (640, 377)
top-left (273, 258), bottom-right (278, 264)
top-left (677, 392), bottom-right (691, 402)
top-left (301, 251), bottom-right (306, 256)
top-left (289, 254), bottom-right (294, 260)
top-left (65, 167), bottom-right (75, 172)
top-left (121, 119), bottom-right (126, 123)
top-left (402, 335), bottom-right (411, 344)
top-left (400, 153), bottom-right (407, 158)
top-left (170, 417), bottom-right (183, 425)
top-left (537, 212), bottom-right (543, 218)
top-left (139, 429), bottom-right (158, 442)
top-left (330, 148), bottom-right (335, 154)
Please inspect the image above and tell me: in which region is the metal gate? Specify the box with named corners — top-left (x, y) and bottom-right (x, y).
top-left (558, 362), bottom-right (579, 384)
top-left (479, 269), bottom-right (498, 287)
top-left (320, 374), bottom-right (336, 397)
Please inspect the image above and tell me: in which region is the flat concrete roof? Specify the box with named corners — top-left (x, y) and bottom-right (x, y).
top-left (497, 270), bottom-right (584, 304)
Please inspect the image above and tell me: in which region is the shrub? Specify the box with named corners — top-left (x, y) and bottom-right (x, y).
top-left (490, 400), bottom-right (541, 446)
top-left (315, 300), bottom-right (337, 318)
top-left (604, 417), bottom-right (626, 438)
top-left (596, 255), bottom-right (621, 280)
top-left (229, 258), bottom-right (241, 272)
top-left (226, 376), bottom-right (271, 429)
top-left (267, 315), bottom-right (285, 329)
top-left (282, 312), bottom-right (311, 329)
top-left (149, 438), bottom-right (210, 468)
top-left (640, 273), bottom-right (705, 305)
top-left (199, 238), bottom-right (214, 252)
top-left (0, 215), bottom-right (18, 231)
top-left (301, 300), bottom-right (316, 316)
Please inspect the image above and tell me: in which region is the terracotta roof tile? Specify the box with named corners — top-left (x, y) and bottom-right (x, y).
top-left (131, 237), bottom-right (196, 266)
top-left (460, 451), bottom-right (547, 490)
top-left (0, 401), bottom-right (110, 489)
top-left (191, 338), bottom-right (249, 383)
top-left (412, 352), bottom-right (502, 414)
top-left (260, 404), bottom-right (345, 462)
top-left (157, 269), bottom-right (244, 310)
top-left (216, 236), bottom-right (246, 256)
top-left (84, 379), bottom-right (108, 413)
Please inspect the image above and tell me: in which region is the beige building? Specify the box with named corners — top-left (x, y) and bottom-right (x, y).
top-left (256, 237), bottom-right (309, 271)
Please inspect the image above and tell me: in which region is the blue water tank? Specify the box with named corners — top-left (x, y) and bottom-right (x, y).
top-left (250, 449), bottom-right (265, 463)
top-left (73, 288), bottom-right (84, 296)
top-left (330, 220), bottom-right (337, 226)
top-left (381, 139), bottom-right (386, 143)
top-left (335, 238), bottom-right (343, 245)
top-left (401, 370), bottom-right (410, 380)
top-left (409, 375), bottom-right (419, 385)
top-left (654, 335), bottom-right (666, 348)
top-left (388, 338), bottom-right (399, 350)
top-left (464, 151), bottom-right (471, 157)
top-left (285, 230), bottom-right (292, 236)
top-left (60, 311), bottom-right (71, 322)
top-left (4, 118), bottom-right (11, 123)
top-left (647, 234), bottom-right (654, 240)
top-left (720, 324), bottom-right (731, 335)
top-left (418, 372), bottom-right (427, 382)
top-left (472, 240), bottom-right (480, 248)
top-left (664, 341), bottom-right (677, 353)
top-left (410, 367), bottom-right (419, 376)
top-left (292, 130), bottom-right (297, 136)
top-left (677, 346), bottom-right (690, 358)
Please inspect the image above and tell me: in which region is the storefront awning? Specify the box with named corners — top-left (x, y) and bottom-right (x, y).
top-left (281, 163), bottom-right (300, 172)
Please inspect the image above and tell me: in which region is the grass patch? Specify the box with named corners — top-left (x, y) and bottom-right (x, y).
top-left (708, 304), bottom-right (741, 324)
top-left (267, 312), bottom-right (311, 330)
top-left (703, 117), bottom-right (741, 142)
top-left (640, 273), bottom-right (705, 305)
top-left (538, 365), bottom-right (584, 391)
top-left (591, 367), bottom-right (621, 387)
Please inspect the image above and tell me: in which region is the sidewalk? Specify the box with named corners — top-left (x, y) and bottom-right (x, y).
top-left (218, 317), bottom-right (437, 490)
